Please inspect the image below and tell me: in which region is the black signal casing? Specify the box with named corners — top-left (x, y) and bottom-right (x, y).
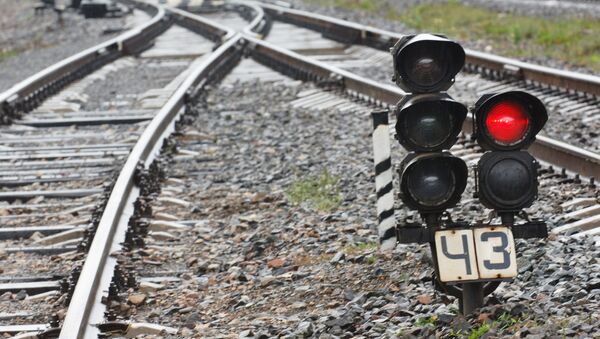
top-left (395, 93), bottom-right (467, 152)
top-left (398, 152), bottom-right (468, 213)
top-left (477, 151), bottom-right (539, 212)
top-left (474, 91), bottom-right (548, 151)
top-left (391, 34), bottom-right (465, 93)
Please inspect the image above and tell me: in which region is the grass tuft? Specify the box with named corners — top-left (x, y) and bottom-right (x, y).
top-left (414, 315), bottom-right (437, 327)
top-left (364, 255), bottom-right (377, 264)
top-left (343, 241), bottom-right (378, 255)
top-left (286, 170), bottom-right (342, 212)
top-left (468, 323), bottom-right (491, 339)
top-left (0, 49), bottom-right (17, 62)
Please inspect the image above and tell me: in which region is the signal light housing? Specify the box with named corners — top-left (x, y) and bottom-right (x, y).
top-left (474, 91), bottom-right (547, 151)
top-left (399, 153), bottom-right (468, 213)
top-left (391, 34), bottom-right (465, 93)
top-left (477, 151), bottom-right (539, 212)
top-left (395, 94), bottom-right (467, 152)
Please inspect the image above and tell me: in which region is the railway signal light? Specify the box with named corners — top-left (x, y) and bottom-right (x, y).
top-left (392, 34), bottom-right (468, 217)
top-left (395, 94), bottom-right (467, 152)
top-left (474, 91), bottom-right (548, 212)
top-left (398, 153), bottom-right (468, 213)
top-left (374, 34), bottom-right (549, 316)
top-left (474, 91), bottom-right (547, 151)
top-left (391, 34), bottom-right (465, 93)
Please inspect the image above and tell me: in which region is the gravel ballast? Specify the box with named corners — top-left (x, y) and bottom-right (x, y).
top-left (111, 73), bottom-right (599, 337)
top-left (0, 1), bottom-right (134, 92)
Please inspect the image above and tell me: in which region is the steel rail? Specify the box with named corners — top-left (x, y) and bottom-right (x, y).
top-left (18, 3), bottom-right (597, 336)
top-left (58, 31), bottom-right (244, 339)
top-left (172, 0), bottom-right (267, 39)
top-left (246, 35), bottom-right (403, 104)
top-left (0, 3), bottom-right (170, 121)
top-left (243, 35), bottom-right (600, 178)
top-left (225, 0), bottom-right (270, 38)
top-left (167, 6), bottom-right (236, 43)
top-left (258, 3), bottom-right (600, 98)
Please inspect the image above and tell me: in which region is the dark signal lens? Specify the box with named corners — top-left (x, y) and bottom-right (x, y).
top-left (403, 105), bottom-right (453, 149)
top-left (486, 158), bottom-right (531, 201)
top-left (485, 101), bottom-right (530, 145)
top-left (406, 157), bottom-right (456, 207)
top-left (404, 53), bottom-right (447, 89)
top-left (391, 34), bottom-right (465, 93)
top-left (395, 94), bottom-right (467, 152)
top-left (399, 153), bottom-right (468, 212)
top-left (477, 151), bottom-right (538, 211)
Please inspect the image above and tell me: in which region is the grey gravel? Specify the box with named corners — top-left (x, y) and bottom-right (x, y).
top-left (81, 59), bottom-right (189, 111)
top-left (110, 75), bottom-right (599, 337)
top-left (0, 1), bottom-right (131, 92)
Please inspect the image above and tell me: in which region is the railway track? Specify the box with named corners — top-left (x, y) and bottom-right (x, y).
top-left (0, 0), bottom-right (599, 337)
top-left (200, 1), bottom-right (600, 236)
top-left (0, 2), bottom-right (225, 337)
top-left (239, 1), bottom-right (600, 236)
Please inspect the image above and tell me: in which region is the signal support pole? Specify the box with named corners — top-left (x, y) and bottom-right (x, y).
top-left (462, 282), bottom-right (484, 314)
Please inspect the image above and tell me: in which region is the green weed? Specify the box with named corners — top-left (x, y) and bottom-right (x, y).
top-left (468, 323), bottom-right (491, 339)
top-left (343, 241), bottom-right (378, 255)
top-left (414, 315), bottom-right (437, 327)
top-left (364, 255), bottom-right (377, 264)
top-left (0, 49), bottom-right (17, 62)
top-left (286, 170), bottom-right (342, 212)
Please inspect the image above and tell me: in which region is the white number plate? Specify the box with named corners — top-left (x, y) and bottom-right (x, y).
top-left (434, 226), bottom-right (517, 283)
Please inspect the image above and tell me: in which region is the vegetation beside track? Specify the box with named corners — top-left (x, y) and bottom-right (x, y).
top-left (286, 169), bottom-right (342, 211)
top-left (310, 0), bottom-right (600, 71)
top-left (0, 49), bottom-right (17, 61)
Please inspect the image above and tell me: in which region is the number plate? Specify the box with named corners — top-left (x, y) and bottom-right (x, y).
top-left (434, 226), bottom-right (517, 283)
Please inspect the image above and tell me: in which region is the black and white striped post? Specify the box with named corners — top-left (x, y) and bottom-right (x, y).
top-left (371, 109), bottom-right (396, 251)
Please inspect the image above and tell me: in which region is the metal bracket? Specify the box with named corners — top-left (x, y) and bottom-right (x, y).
top-left (396, 220), bottom-right (547, 244)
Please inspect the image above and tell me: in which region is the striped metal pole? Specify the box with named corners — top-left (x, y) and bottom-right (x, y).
top-left (371, 110), bottom-right (396, 251)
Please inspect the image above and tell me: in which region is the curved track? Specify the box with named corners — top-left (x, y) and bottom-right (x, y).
top-left (1, 0), bottom-right (600, 337)
top-left (0, 2), bottom-right (229, 337)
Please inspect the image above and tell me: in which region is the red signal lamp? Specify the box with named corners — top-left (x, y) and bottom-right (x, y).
top-left (474, 91), bottom-right (547, 151)
top-left (485, 100), bottom-right (530, 145)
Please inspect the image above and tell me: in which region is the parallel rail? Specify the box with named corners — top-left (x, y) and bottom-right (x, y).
top-left (3, 1), bottom-right (600, 336)
top-left (259, 2), bottom-right (600, 98)
top-left (246, 37), bottom-right (600, 178)
top-left (59, 35), bottom-right (243, 339)
top-left (0, 3), bottom-right (170, 123)
top-left (59, 3), bottom-right (244, 338)
top-left (254, 2), bottom-right (600, 178)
